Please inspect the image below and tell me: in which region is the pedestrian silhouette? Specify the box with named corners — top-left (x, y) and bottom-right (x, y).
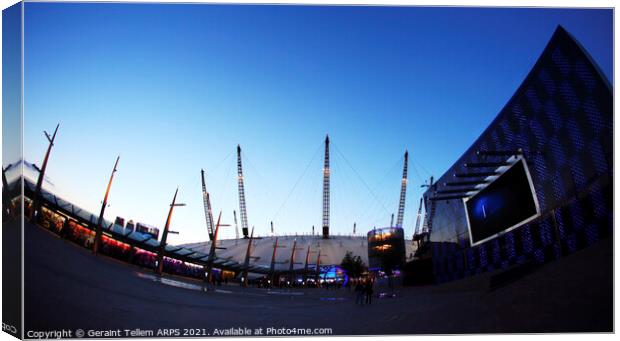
top-left (364, 280), bottom-right (373, 305)
top-left (355, 281), bottom-right (365, 306)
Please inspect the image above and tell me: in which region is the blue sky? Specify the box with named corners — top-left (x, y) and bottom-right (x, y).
top-left (20, 3), bottom-right (613, 244)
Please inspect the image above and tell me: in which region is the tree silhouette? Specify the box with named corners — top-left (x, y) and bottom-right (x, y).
top-left (340, 251), bottom-right (366, 278)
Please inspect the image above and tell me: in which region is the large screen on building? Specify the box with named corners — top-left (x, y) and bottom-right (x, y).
top-left (464, 158), bottom-right (540, 246)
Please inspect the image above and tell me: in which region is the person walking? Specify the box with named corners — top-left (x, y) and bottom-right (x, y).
top-left (364, 279), bottom-right (374, 305)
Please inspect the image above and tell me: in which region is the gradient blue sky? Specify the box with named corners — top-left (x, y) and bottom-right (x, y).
top-left (21, 3), bottom-right (613, 244)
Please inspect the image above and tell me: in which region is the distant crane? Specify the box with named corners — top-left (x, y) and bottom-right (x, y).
top-left (396, 150), bottom-right (408, 228)
top-left (237, 145), bottom-right (249, 239)
top-left (201, 169), bottom-right (216, 241)
top-left (322, 135), bottom-right (330, 239)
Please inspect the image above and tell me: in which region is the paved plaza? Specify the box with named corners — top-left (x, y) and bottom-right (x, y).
top-left (22, 221), bottom-right (612, 336)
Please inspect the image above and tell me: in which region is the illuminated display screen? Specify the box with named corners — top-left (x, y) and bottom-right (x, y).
top-left (367, 227), bottom-right (406, 270)
top-left (464, 158), bottom-right (539, 246)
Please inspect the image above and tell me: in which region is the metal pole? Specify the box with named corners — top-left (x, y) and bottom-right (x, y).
top-left (31, 124), bottom-right (59, 220)
top-left (201, 169), bottom-right (216, 241)
top-left (303, 245), bottom-right (314, 284)
top-left (322, 135), bottom-right (330, 239)
top-left (93, 156), bottom-right (120, 255)
top-left (314, 249), bottom-right (322, 283)
top-left (242, 226), bottom-right (255, 287)
top-left (396, 150), bottom-right (408, 227)
top-left (156, 188), bottom-right (184, 275)
top-left (205, 211), bottom-right (222, 283)
top-left (233, 210), bottom-right (239, 244)
top-left (2, 165), bottom-right (12, 217)
top-left (288, 239), bottom-right (298, 284)
top-left (269, 237), bottom-right (280, 285)
top-left (237, 145), bottom-right (249, 238)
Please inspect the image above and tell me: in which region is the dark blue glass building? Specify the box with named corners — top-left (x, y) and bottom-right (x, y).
top-left (419, 26), bottom-right (612, 284)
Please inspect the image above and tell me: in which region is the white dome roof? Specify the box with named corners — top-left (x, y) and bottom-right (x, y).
top-left (181, 234), bottom-right (415, 271)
